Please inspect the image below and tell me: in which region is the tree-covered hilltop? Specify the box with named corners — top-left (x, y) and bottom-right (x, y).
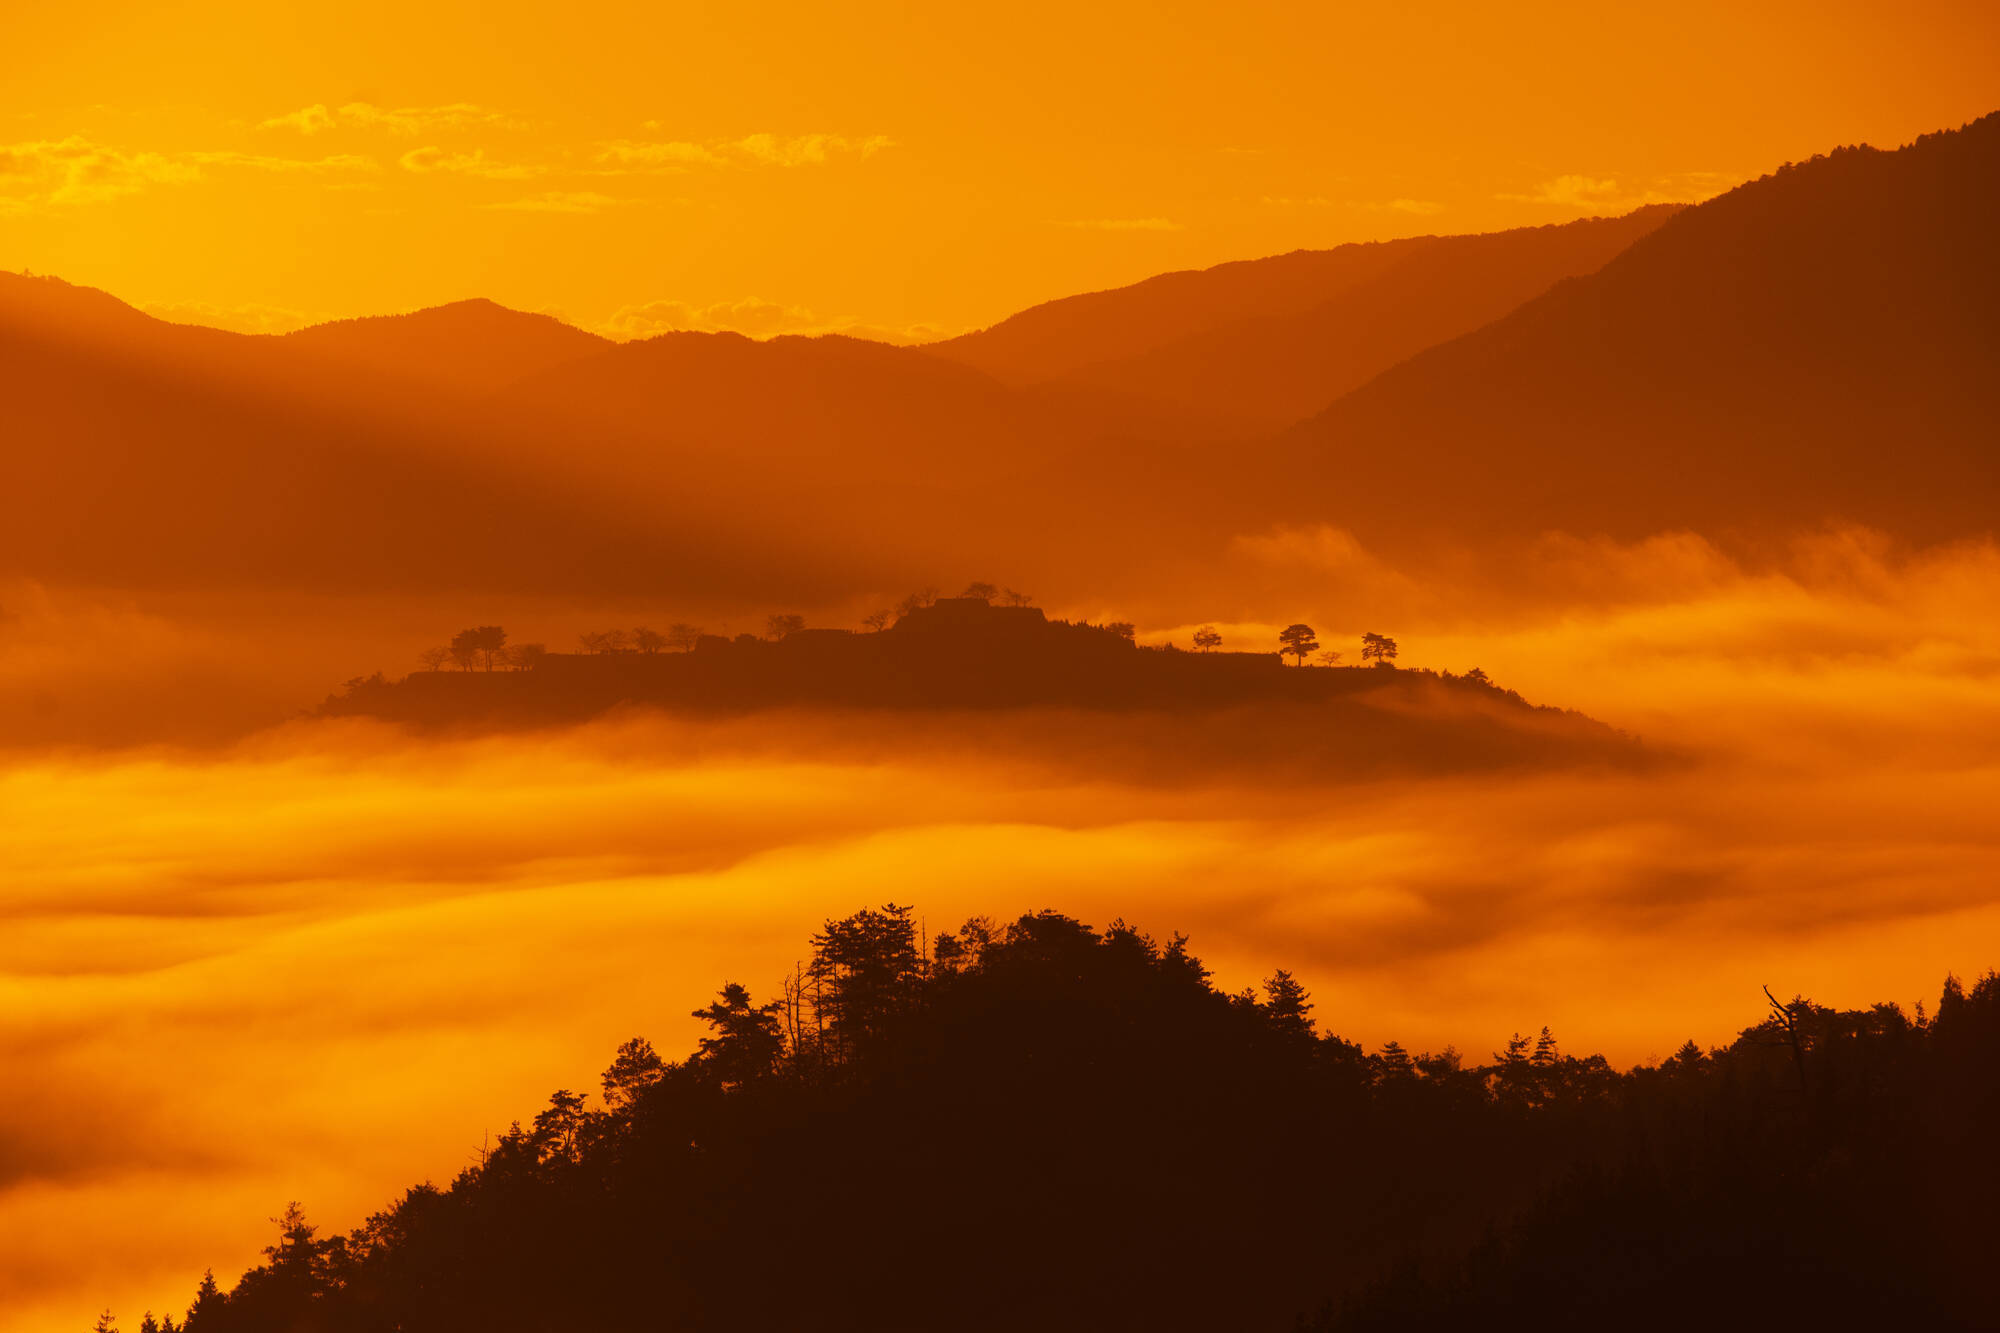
top-left (319, 596), bottom-right (1637, 776)
top-left (133, 907), bottom-right (1997, 1333)
top-left (324, 596), bottom-right (1505, 722)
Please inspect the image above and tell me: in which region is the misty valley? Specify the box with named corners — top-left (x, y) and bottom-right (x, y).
top-left (3, 83), bottom-right (1996, 1333)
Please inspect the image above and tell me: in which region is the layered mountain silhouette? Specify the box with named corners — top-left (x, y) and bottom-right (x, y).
top-left (5, 112), bottom-right (1995, 604)
top-left (0, 272), bottom-right (1207, 595)
top-left (1259, 114), bottom-right (2000, 544)
top-left (929, 207), bottom-right (1680, 434)
top-left (0, 273), bottom-right (825, 597)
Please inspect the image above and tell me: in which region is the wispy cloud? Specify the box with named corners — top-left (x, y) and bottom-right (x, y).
top-left (594, 140), bottom-right (725, 170)
top-left (0, 136), bottom-right (199, 205)
top-left (730, 132), bottom-right (894, 166)
top-left (592, 133), bottom-right (894, 174)
top-left (259, 102), bottom-right (518, 136)
top-left (1502, 174), bottom-right (1626, 208)
top-left (1499, 171), bottom-right (1738, 212)
top-left (138, 299), bottom-right (331, 335)
top-left (595, 295), bottom-right (941, 344)
top-left (0, 136), bottom-right (376, 209)
top-left (397, 146), bottom-right (541, 180)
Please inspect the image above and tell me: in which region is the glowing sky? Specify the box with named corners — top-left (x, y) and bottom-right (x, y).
top-left (3, 0), bottom-right (1995, 336)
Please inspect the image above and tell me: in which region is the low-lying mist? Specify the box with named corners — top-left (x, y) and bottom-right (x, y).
top-left (3, 524), bottom-right (1998, 1331)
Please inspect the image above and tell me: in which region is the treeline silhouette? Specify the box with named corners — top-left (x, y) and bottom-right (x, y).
top-left (326, 594), bottom-right (1531, 739)
top-left (123, 907), bottom-right (1999, 1332)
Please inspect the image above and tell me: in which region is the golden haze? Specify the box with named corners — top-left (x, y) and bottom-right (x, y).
top-left (6, 528), bottom-right (2000, 1328)
top-left (3, 3), bottom-right (1999, 1329)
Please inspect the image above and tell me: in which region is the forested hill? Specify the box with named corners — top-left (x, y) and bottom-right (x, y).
top-left (318, 598), bottom-right (1636, 776)
top-left (132, 905), bottom-right (1998, 1333)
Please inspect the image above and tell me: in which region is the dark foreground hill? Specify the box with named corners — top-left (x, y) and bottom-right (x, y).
top-left (320, 599), bottom-right (1633, 775)
top-left (136, 905), bottom-right (1999, 1333)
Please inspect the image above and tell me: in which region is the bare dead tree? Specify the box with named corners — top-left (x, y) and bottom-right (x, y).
top-left (779, 961), bottom-right (805, 1072)
top-left (1763, 984), bottom-right (1809, 1096)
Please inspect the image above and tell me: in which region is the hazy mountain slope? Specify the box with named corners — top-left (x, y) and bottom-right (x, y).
top-left (0, 277), bottom-right (1214, 600)
top-left (1262, 114), bottom-right (2000, 545)
top-left (927, 239), bottom-right (1434, 384)
top-left (0, 270), bottom-right (272, 376)
top-left (281, 299), bottom-right (612, 397)
top-left (0, 277), bottom-right (849, 597)
top-left (1055, 208), bottom-right (1680, 433)
top-left (925, 210), bottom-right (1678, 409)
top-left (10, 110), bottom-right (1993, 604)
top-left (479, 329), bottom-right (1229, 573)
top-left (494, 330), bottom-right (1038, 471)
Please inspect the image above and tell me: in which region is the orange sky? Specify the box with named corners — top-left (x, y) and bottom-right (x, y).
top-left (3, 0), bottom-right (1995, 337)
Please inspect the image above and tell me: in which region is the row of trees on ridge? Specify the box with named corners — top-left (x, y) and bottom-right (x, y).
top-left (413, 600), bottom-right (1461, 683)
top-left (111, 902), bottom-right (2000, 1332)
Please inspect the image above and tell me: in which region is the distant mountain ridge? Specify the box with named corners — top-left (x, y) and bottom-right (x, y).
top-left (3, 112), bottom-right (1994, 605)
top-left (0, 272), bottom-right (1232, 598)
top-left (0, 271), bottom-right (825, 598)
top-left (1257, 112), bottom-right (2000, 544)
top-left (926, 208), bottom-right (1682, 433)
top-left (280, 298), bottom-right (612, 396)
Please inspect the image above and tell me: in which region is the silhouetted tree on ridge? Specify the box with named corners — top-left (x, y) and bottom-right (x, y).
top-left (1360, 632), bottom-right (1397, 666)
top-left (691, 984), bottom-right (787, 1087)
top-left (599, 1036), bottom-right (665, 1109)
top-left (450, 625), bottom-right (507, 671)
top-left (1278, 622), bottom-right (1319, 665)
